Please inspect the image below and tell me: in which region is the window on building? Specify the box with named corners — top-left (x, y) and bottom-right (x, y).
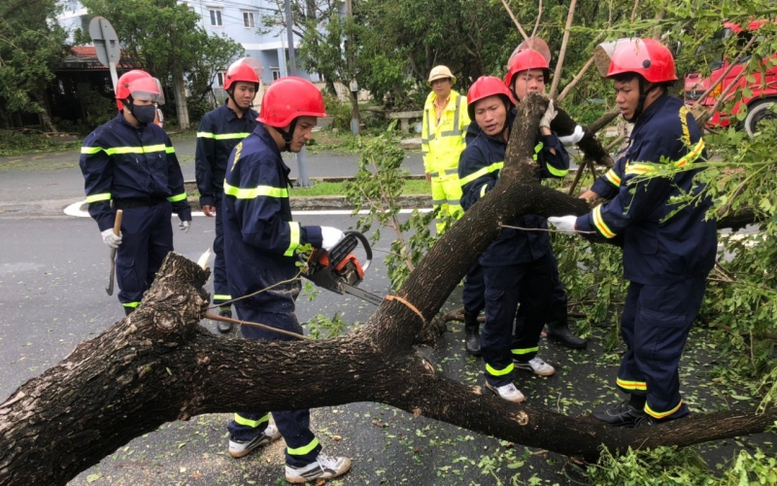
top-left (216, 72), bottom-right (226, 87)
top-left (271, 68), bottom-right (281, 80)
top-left (243, 12), bottom-right (255, 28)
top-left (209, 9), bottom-right (222, 26)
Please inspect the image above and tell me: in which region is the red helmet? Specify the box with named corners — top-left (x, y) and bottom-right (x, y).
top-left (258, 77), bottom-right (327, 127)
top-left (467, 76), bottom-right (515, 119)
top-left (603, 38), bottom-right (677, 83)
top-left (116, 70), bottom-right (162, 102)
top-left (224, 57), bottom-right (262, 90)
top-left (505, 49), bottom-right (551, 91)
top-left (115, 70), bottom-right (163, 110)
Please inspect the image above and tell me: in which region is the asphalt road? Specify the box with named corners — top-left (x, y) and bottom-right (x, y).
top-left (0, 141), bottom-right (773, 486)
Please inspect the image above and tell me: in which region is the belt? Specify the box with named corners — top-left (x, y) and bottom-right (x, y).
top-left (113, 197), bottom-right (168, 209)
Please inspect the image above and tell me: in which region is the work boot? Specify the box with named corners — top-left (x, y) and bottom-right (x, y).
top-left (217, 307), bottom-right (234, 334)
top-left (463, 311), bottom-right (482, 356)
top-left (545, 309), bottom-right (587, 349)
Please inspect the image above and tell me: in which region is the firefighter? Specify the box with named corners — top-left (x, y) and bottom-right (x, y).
top-left (548, 38), bottom-right (716, 426)
top-left (459, 76), bottom-right (569, 403)
top-left (503, 48), bottom-right (587, 350)
top-left (80, 69), bottom-right (192, 315)
top-left (196, 57), bottom-right (261, 333)
top-left (222, 76), bottom-right (352, 483)
top-left (422, 65), bottom-right (470, 233)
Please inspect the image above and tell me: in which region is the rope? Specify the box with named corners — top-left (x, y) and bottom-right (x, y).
top-left (205, 311), bottom-right (313, 341)
top-left (499, 223), bottom-right (597, 235)
top-left (385, 295), bottom-right (426, 324)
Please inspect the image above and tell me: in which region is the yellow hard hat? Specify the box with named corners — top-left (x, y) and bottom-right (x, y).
top-left (428, 65), bottom-right (456, 86)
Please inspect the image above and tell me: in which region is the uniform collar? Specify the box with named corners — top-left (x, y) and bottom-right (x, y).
top-left (221, 100), bottom-right (245, 121)
top-left (634, 92), bottom-right (670, 127)
top-left (253, 123), bottom-right (282, 157)
top-left (115, 112), bottom-right (143, 130)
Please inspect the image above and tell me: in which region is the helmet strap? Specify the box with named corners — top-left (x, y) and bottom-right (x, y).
top-left (630, 77), bottom-right (658, 123)
top-left (227, 83), bottom-right (260, 115)
top-left (226, 88), bottom-right (246, 115)
top-left (277, 118), bottom-right (298, 152)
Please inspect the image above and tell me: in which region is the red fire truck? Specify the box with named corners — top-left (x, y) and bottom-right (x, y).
top-left (684, 20), bottom-right (777, 136)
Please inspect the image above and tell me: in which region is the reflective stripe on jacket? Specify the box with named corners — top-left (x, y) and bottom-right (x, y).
top-left (576, 95), bottom-right (717, 284)
top-left (79, 113), bottom-right (190, 231)
top-left (222, 124), bottom-right (323, 311)
top-left (458, 110), bottom-right (569, 266)
top-left (195, 102), bottom-right (258, 208)
top-left (421, 90), bottom-right (470, 174)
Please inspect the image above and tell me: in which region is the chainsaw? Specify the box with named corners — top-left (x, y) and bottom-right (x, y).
top-left (301, 231), bottom-right (384, 306)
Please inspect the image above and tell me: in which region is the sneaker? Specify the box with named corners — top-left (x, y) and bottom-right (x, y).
top-left (228, 424), bottom-right (281, 458)
top-left (592, 400), bottom-right (646, 427)
top-left (485, 381), bottom-right (526, 403)
top-left (285, 454), bottom-right (352, 484)
top-left (514, 357), bottom-right (555, 376)
top-left (633, 415), bottom-right (655, 427)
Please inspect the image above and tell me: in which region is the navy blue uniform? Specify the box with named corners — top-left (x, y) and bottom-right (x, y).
top-left (576, 94), bottom-right (716, 420)
top-left (459, 112), bottom-right (569, 386)
top-left (196, 101), bottom-right (258, 307)
top-left (80, 113), bottom-right (191, 312)
top-left (222, 123), bottom-right (326, 467)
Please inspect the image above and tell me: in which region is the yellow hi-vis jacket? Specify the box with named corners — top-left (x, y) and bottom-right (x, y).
top-left (421, 90), bottom-right (470, 176)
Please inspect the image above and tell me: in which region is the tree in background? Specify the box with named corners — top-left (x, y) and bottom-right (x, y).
top-left (77, 0), bottom-right (243, 129)
top-left (0, 0), bottom-right (67, 131)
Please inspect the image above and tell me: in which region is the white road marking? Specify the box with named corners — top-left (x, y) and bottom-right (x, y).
top-left (64, 200), bottom-right (433, 218)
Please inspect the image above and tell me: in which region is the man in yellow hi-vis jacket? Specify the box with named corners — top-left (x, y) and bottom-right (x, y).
top-left (422, 65), bottom-right (470, 233)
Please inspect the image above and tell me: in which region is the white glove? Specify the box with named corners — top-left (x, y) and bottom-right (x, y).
top-left (179, 220), bottom-right (191, 233)
top-left (101, 228), bottom-right (122, 248)
top-left (539, 101), bottom-right (558, 129)
top-left (547, 216), bottom-right (578, 235)
top-left (321, 226), bottom-right (345, 251)
top-left (558, 124), bottom-right (586, 146)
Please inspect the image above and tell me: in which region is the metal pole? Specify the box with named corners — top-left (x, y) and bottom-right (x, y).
top-left (285, 0), bottom-right (311, 187)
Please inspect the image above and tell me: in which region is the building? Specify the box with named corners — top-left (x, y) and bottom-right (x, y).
top-left (56, 0), bottom-right (316, 103)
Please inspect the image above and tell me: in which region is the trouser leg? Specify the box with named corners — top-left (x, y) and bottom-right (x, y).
top-left (430, 176), bottom-right (449, 234)
top-left (116, 206), bottom-right (152, 313)
top-left (462, 262), bottom-right (485, 356)
top-left (510, 256), bottom-right (553, 363)
top-left (545, 252), bottom-right (587, 349)
top-left (440, 174), bottom-right (463, 221)
top-left (227, 305), bottom-right (320, 466)
top-left (212, 192), bottom-right (231, 307)
top-left (212, 192), bottom-right (234, 333)
top-left (481, 264), bottom-right (522, 387)
top-left (631, 278), bottom-right (706, 421)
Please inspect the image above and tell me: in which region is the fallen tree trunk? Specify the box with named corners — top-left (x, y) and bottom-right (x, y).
top-left (0, 94), bottom-right (773, 486)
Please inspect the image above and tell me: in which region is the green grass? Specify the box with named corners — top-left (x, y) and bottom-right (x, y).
top-left (289, 178), bottom-right (430, 196)
top-left (0, 131), bottom-right (82, 157)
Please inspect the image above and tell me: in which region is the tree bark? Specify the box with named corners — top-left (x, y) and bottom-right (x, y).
top-left (0, 95), bottom-right (772, 486)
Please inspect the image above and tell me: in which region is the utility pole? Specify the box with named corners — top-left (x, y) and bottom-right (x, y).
top-left (285, 0), bottom-right (311, 187)
top-left (345, 0), bottom-right (360, 135)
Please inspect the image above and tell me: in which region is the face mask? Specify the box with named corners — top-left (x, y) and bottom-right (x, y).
top-left (130, 104), bottom-right (157, 125)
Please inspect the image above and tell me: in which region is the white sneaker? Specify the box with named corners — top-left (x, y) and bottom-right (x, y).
top-left (228, 424), bottom-right (281, 458)
top-left (485, 381), bottom-right (526, 403)
top-left (514, 357), bottom-right (555, 376)
top-left (285, 454), bottom-right (352, 484)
